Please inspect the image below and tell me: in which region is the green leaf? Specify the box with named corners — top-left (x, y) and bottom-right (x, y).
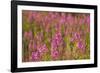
top-left (43, 53), bottom-right (51, 61)
top-left (64, 36), bottom-right (71, 51)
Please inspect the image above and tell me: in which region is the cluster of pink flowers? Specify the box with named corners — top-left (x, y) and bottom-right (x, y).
top-left (51, 32), bottom-right (63, 60)
top-left (31, 44), bottom-right (48, 61)
top-left (51, 32), bottom-right (63, 49)
top-left (22, 10), bottom-right (90, 62)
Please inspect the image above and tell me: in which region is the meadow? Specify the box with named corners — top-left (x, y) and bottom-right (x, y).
top-left (22, 10), bottom-right (90, 62)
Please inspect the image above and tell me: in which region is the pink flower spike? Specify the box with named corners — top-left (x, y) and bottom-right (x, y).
top-left (79, 18), bottom-right (85, 25)
top-left (86, 15), bottom-right (90, 25)
top-left (77, 41), bottom-right (85, 52)
top-left (51, 49), bottom-right (59, 60)
top-left (37, 44), bottom-right (48, 55)
top-left (67, 14), bottom-right (74, 25)
top-left (74, 33), bottom-right (80, 39)
top-left (70, 38), bottom-right (74, 42)
top-left (32, 51), bottom-right (40, 61)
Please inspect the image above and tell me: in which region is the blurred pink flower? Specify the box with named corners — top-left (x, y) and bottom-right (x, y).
top-left (48, 12), bottom-right (56, 19)
top-left (32, 42), bottom-right (37, 50)
top-left (67, 14), bottom-right (74, 25)
top-left (51, 32), bottom-right (62, 49)
top-left (59, 18), bottom-right (65, 25)
top-left (86, 15), bottom-right (90, 33)
top-left (51, 49), bottom-right (59, 60)
top-left (79, 18), bottom-right (85, 25)
top-left (86, 15), bottom-right (90, 25)
top-left (32, 51), bottom-right (40, 61)
top-left (74, 32), bottom-right (80, 40)
top-left (37, 44), bottom-right (48, 55)
top-left (70, 38), bottom-right (74, 42)
top-left (59, 13), bottom-right (66, 25)
top-left (77, 41), bottom-right (85, 52)
top-left (51, 38), bottom-right (58, 49)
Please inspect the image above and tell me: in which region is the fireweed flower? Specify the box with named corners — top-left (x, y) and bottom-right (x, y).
top-left (67, 14), bottom-right (74, 25)
top-left (48, 12), bottom-right (56, 19)
top-left (55, 32), bottom-right (62, 42)
top-left (55, 24), bottom-right (60, 31)
top-left (51, 32), bottom-right (63, 49)
top-left (74, 32), bottom-right (80, 40)
top-left (51, 49), bottom-right (59, 60)
top-left (86, 15), bottom-right (90, 26)
top-left (77, 41), bottom-right (85, 52)
top-left (33, 42), bottom-right (37, 50)
top-left (59, 13), bottom-right (66, 25)
top-left (59, 18), bottom-right (65, 26)
top-left (85, 15), bottom-right (90, 33)
top-left (32, 51), bottom-right (40, 61)
top-left (37, 44), bottom-right (48, 55)
top-left (70, 37), bottom-right (74, 42)
top-left (79, 18), bottom-right (85, 25)
top-left (51, 38), bottom-right (58, 49)
top-left (32, 12), bottom-right (42, 23)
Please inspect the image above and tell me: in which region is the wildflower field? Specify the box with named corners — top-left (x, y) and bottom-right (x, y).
top-left (22, 10), bottom-right (90, 62)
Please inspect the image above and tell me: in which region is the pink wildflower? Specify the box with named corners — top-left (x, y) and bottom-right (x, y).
top-left (51, 49), bottom-right (59, 60)
top-left (32, 51), bottom-right (40, 61)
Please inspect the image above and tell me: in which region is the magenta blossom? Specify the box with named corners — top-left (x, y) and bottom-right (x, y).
top-left (51, 32), bottom-right (62, 49)
top-left (86, 15), bottom-right (90, 25)
top-left (32, 51), bottom-right (40, 61)
top-left (51, 49), bottom-right (59, 60)
top-left (37, 44), bottom-right (48, 55)
top-left (33, 42), bottom-right (37, 49)
top-left (70, 38), bottom-right (74, 42)
top-left (59, 13), bottom-right (66, 25)
top-left (74, 32), bottom-right (80, 40)
top-left (55, 32), bottom-right (62, 45)
top-left (79, 18), bottom-right (85, 25)
top-left (51, 38), bottom-right (58, 49)
top-left (77, 41), bottom-right (85, 52)
top-left (67, 14), bottom-right (74, 25)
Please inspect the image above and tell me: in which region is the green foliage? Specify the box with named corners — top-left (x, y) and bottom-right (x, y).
top-left (64, 36), bottom-right (72, 51)
top-left (85, 32), bottom-right (90, 49)
top-left (23, 22), bottom-right (31, 31)
top-left (43, 53), bottom-right (51, 61)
